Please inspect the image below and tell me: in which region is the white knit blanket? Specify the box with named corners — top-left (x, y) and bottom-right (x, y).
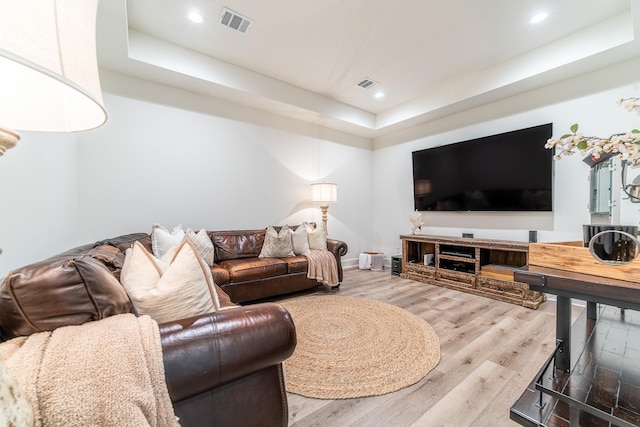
top-left (0, 314), bottom-right (179, 427)
top-left (305, 249), bottom-right (339, 287)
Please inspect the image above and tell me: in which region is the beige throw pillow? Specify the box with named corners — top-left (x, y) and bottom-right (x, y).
top-left (292, 225), bottom-right (311, 255)
top-left (186, 228), bottom-right (215, 266)
top-left (120, 240), bottom-right (220, 323)
top-left (305, 222), bottom-right (327, 251)
top-left (259, 226), bottom-right (295, 258)
top-left (151, 223), bottom-right (185, 259)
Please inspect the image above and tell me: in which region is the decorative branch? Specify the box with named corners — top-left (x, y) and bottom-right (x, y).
top-left (409, 211), bottom-right (424, 234)
top-left (544, 97), bottom-right (640, 166)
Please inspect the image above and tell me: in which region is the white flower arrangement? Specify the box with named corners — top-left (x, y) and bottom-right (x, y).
top-left (544, 97), bottom-right (640, 166)
top-left (409, 211), bottom-right (424, 234)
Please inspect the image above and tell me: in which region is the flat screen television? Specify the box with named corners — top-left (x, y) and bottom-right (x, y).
top-left (412, 123), bottom-right (553, 212)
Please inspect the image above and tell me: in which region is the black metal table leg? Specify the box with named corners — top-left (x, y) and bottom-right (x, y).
top-left (586, 301), bottom-right (597, 320)
top-left (556, 295), bottom-right (572, 372)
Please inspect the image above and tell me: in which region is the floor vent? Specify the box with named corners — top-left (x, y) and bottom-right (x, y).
top-left (357, 78), bottom-right (378, 89)
top-left (219, 7), bottom-right (253, 33)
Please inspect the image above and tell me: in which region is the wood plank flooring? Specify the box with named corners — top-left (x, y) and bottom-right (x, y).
top-left (270, 268), bottom-right (584, 427)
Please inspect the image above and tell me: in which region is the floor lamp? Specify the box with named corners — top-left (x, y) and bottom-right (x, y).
top-left (0, 0), bottom-right (106, 280)
top-left (311, 182), bottom-right (337, 236)
top-left (0, 0), bottom-right (107, 156)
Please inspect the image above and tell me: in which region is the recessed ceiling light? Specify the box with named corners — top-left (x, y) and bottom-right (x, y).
top-left (529, 12), bottom-right (548, 24)
top-left (188, 11), bottom-right (203, 23)
top-left (374, 91), bottom-right (385, 99)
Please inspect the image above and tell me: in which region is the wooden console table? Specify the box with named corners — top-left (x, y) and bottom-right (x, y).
top-left (399, 234), bottom-right (545, 308)
top-left (511, 265), bottom-right (640, 426)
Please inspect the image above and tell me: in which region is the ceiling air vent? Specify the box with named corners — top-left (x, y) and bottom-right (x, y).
top-left (219, 7), bottom-right (253, 33)
top-left (357, 78), bottom-right (378, 89)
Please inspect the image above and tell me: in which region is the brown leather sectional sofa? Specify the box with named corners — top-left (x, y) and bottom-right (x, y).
top-left (0, 227), bottom-right (349, 426)
top-left (208, 227), bottom-right (348, 302)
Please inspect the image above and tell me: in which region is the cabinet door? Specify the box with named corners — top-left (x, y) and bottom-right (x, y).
top-left (590, 159), bottom-right (612, 214)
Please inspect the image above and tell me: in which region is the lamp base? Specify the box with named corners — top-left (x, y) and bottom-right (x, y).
top-left (0, 126), bottom-right (19, 156)
top-left (320, 204), bottom-right (329, 236)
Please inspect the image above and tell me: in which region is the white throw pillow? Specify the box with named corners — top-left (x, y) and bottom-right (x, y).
top-left (259, 225), bottom-right (295, 258)
top-left (305, 222), bottom-right (327, 251)
top-left (151, 223), bottom-right (185, 259)
top-left (292, 225), bottom-right (310, 255)
top-left (120, 240), bottom-right (220, 323)
top-left (186, 228), bottom-right (215, 266)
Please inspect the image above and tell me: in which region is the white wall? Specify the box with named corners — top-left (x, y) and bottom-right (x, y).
top-left (72, 71), bottom-right (373, 268)
top-left (0, 71), bottom-right (374, 276)
top-left (2, 66), bottom-right (639, 277)
top-left (0, 131), bottom-right (83, 275)
top-left (372, 75), bottom-right (640, 258)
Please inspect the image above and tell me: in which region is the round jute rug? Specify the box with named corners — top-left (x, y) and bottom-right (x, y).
top-left (280, 294), bottom-right (440, 399)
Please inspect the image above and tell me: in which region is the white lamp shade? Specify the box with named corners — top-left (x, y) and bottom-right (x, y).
top-left (0, 0), bottom-right (106, 132)
top-left (311, 182), bottom-right (337, 204)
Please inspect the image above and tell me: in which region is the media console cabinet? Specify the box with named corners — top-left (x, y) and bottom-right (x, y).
top-left (400, 234), bottom-right (545, 309)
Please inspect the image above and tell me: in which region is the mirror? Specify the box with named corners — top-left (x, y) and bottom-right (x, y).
top-left (588, 230), bottom-right (639, 265)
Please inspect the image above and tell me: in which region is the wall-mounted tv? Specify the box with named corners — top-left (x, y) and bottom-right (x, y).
top-left (412, 123), bottom-right (553, 212)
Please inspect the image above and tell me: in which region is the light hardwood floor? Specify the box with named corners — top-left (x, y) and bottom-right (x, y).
top-left (273, 267), bottom-right (582, 427)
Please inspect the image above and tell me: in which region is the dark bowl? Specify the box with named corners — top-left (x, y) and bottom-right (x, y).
top-left (583, 225), bottom-right (639, 264)
top-left (582, 224), bottom-right (638, 247)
